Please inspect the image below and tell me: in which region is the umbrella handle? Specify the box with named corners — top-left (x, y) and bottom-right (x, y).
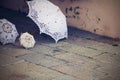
top-left (31, 31), bottom-right (36, 35)
top-left (30, 29), bottom-right (39, 35)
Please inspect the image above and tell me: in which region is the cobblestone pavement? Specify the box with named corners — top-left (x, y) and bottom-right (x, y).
top-left (0, 7), bottom-right (120, 80)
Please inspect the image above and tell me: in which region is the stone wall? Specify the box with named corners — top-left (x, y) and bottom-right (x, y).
top-left (0, 0), bottom-right (120, 39)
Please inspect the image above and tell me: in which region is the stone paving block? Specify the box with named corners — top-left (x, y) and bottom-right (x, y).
top-left (80, 52), bottom-right (120, 80)
top-left (42, 41), bottom-right (70, 48)
top-left (92, 70), bottom-right (114, 80)
top-left (52, 75), bottom-right (80, 80)
top-left (0, 44), bottom-right (32, 57)
top-left (94, 52), bottom-right (120, 64)
top-left (89, 43), bottom-right (120, 53)
top-left (30, 44), bottom-right (68, 56)
top-left (50, 56), bottom-right (116, 80)
top-left (0, 61), bottom-right (66, 80)
top-left (0, 54), bottom-right (24, 67)
top-left (20, 53), bottom-right (67, 67)
top-left (54, 52), bottom-right (95, 65)
top-left (0, 62), bottom-right (29, 80)
top-left (51, 62), bottom-right (95, 80)
top-left (24, 63), bottom-right (64, 80)
top-left (55, 43), bottom-right (103, 57)
top-left (69, 38), bottom-right (120, 53)
top-left (93, 63), bottom-right (120, 80)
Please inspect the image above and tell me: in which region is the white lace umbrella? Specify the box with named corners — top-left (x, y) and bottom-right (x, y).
top-left (0, 19), bottom-right (19, 45)
top-left (19, 32), bottom-right (35, 49)
top-left (27, 0), bottom-right (68, 43)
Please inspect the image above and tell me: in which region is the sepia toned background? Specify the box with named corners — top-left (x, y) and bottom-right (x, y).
top-left (0, 0), bottom-right (120, 39)
top-left (0, 1), bottom-right (120, 80)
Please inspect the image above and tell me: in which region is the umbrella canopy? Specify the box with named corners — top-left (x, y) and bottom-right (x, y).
top-left (0, 19), bottom-right (19, 45)
top-left (19, 32), bottom-right (35, 49)
top-left (27, 0), bottom-right (68, 43)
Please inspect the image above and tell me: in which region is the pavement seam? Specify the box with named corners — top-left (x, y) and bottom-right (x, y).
top-left (0, 59), bottom-right (25, 67)
top-left (35, 62), bottom-right (81, 80)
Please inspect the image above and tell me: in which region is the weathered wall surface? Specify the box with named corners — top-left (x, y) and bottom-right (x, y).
top-left (50, 0), bottom-right (120, 39)
top-left (0, 0), bottom-right (120, 39)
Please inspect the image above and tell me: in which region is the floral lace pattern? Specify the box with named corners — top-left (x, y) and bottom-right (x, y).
top-left (27, 0), bottom-right (68, 42)
top-left (19, 32), bottom-right (35, 49)
top-left (2, 23), bottom-right (13, 33)
top-left (0, 19), bottom-right (19, 44)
